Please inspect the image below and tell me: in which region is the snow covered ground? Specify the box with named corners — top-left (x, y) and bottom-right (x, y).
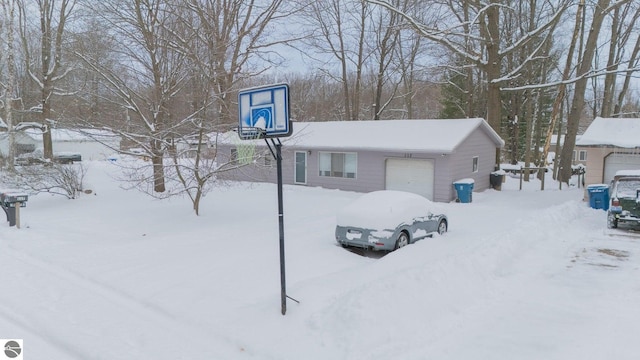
top-left (1, 161), bottom-right (639, 359)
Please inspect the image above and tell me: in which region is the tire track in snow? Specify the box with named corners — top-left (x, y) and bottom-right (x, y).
top-left (0, 302), bottom-right (89, 359)
top-left (1, 245), bottom-right (237, 359)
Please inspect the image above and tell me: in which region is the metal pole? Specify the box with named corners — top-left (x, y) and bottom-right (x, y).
top-left (519, 167), bottom-right (523, 190)
top-left (275, 140), bottom-right (287, 315)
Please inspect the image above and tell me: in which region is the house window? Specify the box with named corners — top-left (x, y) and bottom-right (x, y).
top-left (572, 150), bottom-right (577, 161)
top-left (319, 152), bottom-right (357, 178)
top-left (472, 156), bottom-right (479, 173)
top-left (579, 150), bottom-right (587, 161)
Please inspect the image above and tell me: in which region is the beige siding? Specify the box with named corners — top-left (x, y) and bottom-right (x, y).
top-left (579, 146), bottom-right (640, 186)
top-left (580, 146), bottom-right (610, 186)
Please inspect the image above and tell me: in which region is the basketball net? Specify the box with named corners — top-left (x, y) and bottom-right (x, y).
top-left (236, 127), bottom-right (264, 165)
top-left (237, 140), bottom-right (255, 165)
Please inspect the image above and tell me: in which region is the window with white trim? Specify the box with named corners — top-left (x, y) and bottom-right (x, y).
top-left (578, 150), bottom-right (587, 161)
top-left (472, 156), bottom-right (479, 173)
top-left (319, 152), bottom-right (357, 178)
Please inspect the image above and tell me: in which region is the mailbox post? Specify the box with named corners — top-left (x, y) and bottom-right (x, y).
top-left (0, 191), bottom-right (28, 228)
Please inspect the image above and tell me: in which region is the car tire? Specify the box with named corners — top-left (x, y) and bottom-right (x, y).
top-left (395, 232), bottom-right (409, 250)
top-left (607, 214), bottom-right (618, 229)
top-left (437, 219), bottom-right (448, 235)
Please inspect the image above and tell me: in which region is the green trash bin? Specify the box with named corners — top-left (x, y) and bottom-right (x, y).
top-left (490, 170), bottom-right (505, 190)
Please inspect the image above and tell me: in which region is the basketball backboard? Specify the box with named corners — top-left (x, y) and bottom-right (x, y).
top-left (238, 83), bottom-right (291, 139)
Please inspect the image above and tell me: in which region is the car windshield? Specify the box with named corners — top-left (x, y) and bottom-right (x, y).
top-left (615, 179), bottom-right (640, 198)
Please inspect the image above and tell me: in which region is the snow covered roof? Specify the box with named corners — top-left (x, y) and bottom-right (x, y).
top-left (576, 117), bottom-right (640, 148)
top-left (24, 128), bottom-right (121, 143)
top-left (221, 118), bottom-right (504, 153)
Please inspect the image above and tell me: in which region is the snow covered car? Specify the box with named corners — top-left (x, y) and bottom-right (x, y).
top-left (607, 170), bottom-right (640, 229)
top-left (335, 190), bottom-right (448, 251)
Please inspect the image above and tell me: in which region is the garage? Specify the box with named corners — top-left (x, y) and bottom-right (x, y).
top-left (385, 158), bottom-right (434, 200)
top-left (604, 152), bottom-right (640, 184)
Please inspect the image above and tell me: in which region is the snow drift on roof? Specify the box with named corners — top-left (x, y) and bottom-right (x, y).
top-left (24, 128), bottom-right (121, 143)
top-left (221, 118), bottom-right (504, 153)
top-left (576, 117), bottom-right (640, 148)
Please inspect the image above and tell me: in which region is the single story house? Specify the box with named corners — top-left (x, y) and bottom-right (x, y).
top-left (575, 117), bottom-right (640, 186)
top-left (0, 131), bottom-right (39, 157)
top-left (0, 118), bottom-right (38, 157)
top-left (25, 128), bottom-right (122, 161)
top-left (216, 118), bottom-right (504, 202)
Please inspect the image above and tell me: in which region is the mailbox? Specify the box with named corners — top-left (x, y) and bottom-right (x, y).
top-left (0, 192), bottom-right (28, 208)
top-left (0, 190), bottom-right (28, 227)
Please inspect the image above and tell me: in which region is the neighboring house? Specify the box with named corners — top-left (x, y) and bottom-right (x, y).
top-left (0, 131), bottom-right (39, 157)
top-left (575, 117), bottom-right (640, 186)
top-left (216, 118), bottom-right (504, 202)
top-left (543, 134), bottom-right (585, 167)
top-left (25, 128), bottom-right (122, 161)
top-left (0, 117), bottom-right (39, 157)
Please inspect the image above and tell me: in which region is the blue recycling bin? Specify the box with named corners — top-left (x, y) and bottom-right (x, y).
top-left (453, 179), bottom-right (474, 203)
top-left (587, 184), bottom-right (609, 210)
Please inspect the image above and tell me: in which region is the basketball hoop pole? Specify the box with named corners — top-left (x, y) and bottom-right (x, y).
top-left (274, 139), bottom-right (287, 315)
top-left (264, 138), bottom-right (289, 315)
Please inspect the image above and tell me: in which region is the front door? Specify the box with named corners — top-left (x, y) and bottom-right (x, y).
top-left (295, 151), bottom-right (307, 184)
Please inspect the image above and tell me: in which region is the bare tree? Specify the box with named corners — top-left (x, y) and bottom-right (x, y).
top-left (368, 0), bottom-right (569, 167)
top-left (558, 0), bottom-right (632, 183)
top-left (300, 0), bottom-right (371, 120)
top-left (1, 0), bottom-right (18, 170)
top-left (78, 0), bottom-right (193, 193)
top-left (18, 0), bottom-right (76, 160)
top-left (185, 0), bottom-right (291, 126)
top-left (368, 0), bottom-right (402, 120)
top-left (601, 1), bottom-right (640, 117)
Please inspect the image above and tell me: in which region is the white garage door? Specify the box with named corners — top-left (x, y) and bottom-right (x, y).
top-left (604, 153), bottom-right (640, 184)
top-left (385, 158), bottom-right (435, 200)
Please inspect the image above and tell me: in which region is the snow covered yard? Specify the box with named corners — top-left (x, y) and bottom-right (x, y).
top-left (1, 161), bottom-right (640, 359)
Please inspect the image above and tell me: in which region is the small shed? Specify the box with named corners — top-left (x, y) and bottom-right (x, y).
top-left (216, 118), bottom-right (504, 202)
top-left (575, 117), bottom-right (640, 186)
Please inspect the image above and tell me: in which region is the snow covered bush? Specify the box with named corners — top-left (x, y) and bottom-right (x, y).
top-left (4, 162), bottom-right (87, 199)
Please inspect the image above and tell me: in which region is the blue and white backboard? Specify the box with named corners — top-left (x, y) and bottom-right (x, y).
top-left (238, 83), bottom-right (291, 139)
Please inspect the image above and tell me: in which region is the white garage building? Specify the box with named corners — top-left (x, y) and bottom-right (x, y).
top-left (576, 117), bottom-right (640, 186)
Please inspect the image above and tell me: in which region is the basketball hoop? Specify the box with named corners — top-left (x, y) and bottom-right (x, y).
top-left (237, 126), bottom-right (266, 141)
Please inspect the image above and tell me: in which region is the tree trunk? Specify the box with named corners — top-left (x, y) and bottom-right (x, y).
top-left (3, 0), bottom-right (17, 170)
top-left (484, 0), bottom-right (502, 168)
top-left (152, 153), bottom-right (166, 193)
top-left (613, 26), bottom-right (640, 117)
top-left (559, 0), bottom-right (611, 183)
top-left (539, 0), bottom-right (584, 175)
top-left (600, 6), bottom-right (620, 118)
